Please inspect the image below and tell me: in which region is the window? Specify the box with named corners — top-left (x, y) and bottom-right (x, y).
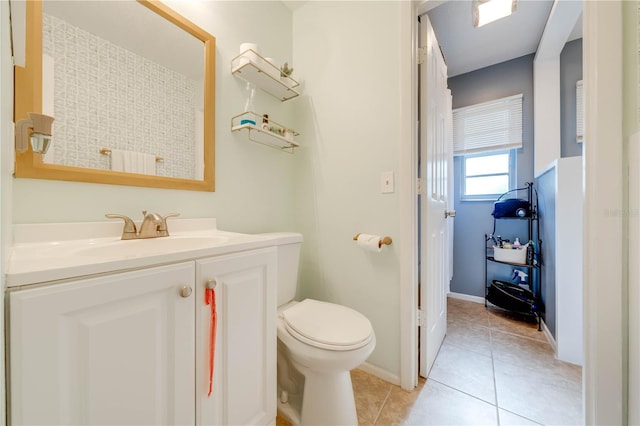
top-left (461, 150), bottom-right (515, 199)
top-left (453, 94), bottom-right (522, 155)
top-left (453, 94), bottom-right (522, 200)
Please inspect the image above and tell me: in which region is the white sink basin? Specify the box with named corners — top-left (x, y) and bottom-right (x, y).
top-left (77, 235), bottom-right (229, 258)
top-left (6, 219), bottom-right (282, 287)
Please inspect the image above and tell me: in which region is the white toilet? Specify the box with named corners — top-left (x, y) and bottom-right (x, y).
top-left (269, 233), bottom-right (376, 426)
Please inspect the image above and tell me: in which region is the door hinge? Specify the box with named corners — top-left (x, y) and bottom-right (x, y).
top-left (417, 309), bottom-right (426, 327)
top-left (417, 178), bottom-right (426, 195)
top-left (417, 46), bottom-right (427, 65)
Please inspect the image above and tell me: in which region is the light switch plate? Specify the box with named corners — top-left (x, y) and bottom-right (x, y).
top-left (381, 171), bottom-right (394, 193)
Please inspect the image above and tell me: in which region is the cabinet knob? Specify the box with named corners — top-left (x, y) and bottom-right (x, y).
top-left (206, 279), bottom-right (217, 289)
top-left (180, 286), bottom-right (193, 298)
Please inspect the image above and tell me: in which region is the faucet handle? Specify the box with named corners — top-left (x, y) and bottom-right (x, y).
top-left (105, 214), bottom-right (137, 239)
top-left (162, 213), bottom-right (180, 221)
top-left (157, 213), bottom-right (180, 236)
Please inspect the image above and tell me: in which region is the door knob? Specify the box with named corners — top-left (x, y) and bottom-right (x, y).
top-left (180, 286), bottom-right (193, 298)
top-left (445, 210), bottom-right (456, 218)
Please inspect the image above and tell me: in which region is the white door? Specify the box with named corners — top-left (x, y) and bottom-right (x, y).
top-left (8, 262), bottom-right (196, 425)
top-left (446, 89), bottom-right (454, 285)
top-left (196, 248), bottom-right (277, 426)
top-left (419, 14), bottom-right (453, 378)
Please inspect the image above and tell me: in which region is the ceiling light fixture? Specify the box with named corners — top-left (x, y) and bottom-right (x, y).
top-left (473, 0), bottom-right (517, 28)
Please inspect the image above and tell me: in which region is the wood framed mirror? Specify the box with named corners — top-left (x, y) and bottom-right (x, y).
top-left (14, 0), bottom-right (215, 191)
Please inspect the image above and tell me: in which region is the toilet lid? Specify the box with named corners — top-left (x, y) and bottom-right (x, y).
top-left (282, 299), bottom-right (373, 351)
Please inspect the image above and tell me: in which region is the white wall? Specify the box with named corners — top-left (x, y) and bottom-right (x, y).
top-left (533, 58), bottom-right (561, 174)
top-left (292, 1), bottom-right (404, 378)
top-left (533, 0), bottom-right (581, 175)
top-left (583, 1), bottom-right (624, 423)
top-left (1, 0), bottom-right (12, 421)
top-left (12, 1), bottom-right (297, 234)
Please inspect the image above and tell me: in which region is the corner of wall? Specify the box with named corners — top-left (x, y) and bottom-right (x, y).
top-left (533, 57), bottom-right (561, 175)
top-left (1, 0), bottom-right (13, 421)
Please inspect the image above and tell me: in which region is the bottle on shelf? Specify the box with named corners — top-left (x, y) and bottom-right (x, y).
top-left (239, 83), bottom-right (258, 126)
top-left (512, 269), bottom-right (528, 287)
top-left (513, 237), bottom-right (522, 248)
top-left (244, 82), bottom-right (256, 113)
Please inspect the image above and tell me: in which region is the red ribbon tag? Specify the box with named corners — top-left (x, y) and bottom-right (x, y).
top-left (205, 288), bottom-right (217, 397)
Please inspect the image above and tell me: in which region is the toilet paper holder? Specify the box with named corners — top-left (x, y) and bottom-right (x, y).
top-left (353, 233), bottom-right (393, 247)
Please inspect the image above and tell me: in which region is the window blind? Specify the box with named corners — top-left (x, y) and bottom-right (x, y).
top-left (576, 80), bottom-right (584, 143)
top-left (452, 94), bottom-right (523, 155)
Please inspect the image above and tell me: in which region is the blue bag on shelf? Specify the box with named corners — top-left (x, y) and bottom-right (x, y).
top-left (492, 198), bottom-right (530, 218)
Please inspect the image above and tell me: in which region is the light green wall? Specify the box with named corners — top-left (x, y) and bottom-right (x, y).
top-left (9, 0), bottom-right (406, 380)
top-left (623, 2), bottom-right (638, 423)
top-left (12, 1), bottom-right (297, 234)
top-left (292, 1), bottom-right (404, 377)
top-left (624, 0), bottom-right (639, 140)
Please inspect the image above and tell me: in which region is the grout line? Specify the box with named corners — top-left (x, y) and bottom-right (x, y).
top-left (427, 377), bottom-right (497, 408)
top-left (488, 327), bottom-right (550, 345)
top-left (441, 339), bottom-right (493, 359)
top-left (498, 408), bottom-right (543, 425)
top-left (371, 386), bottom-right (393, 425)
top-left (448, 316), bottom-right (492, 330)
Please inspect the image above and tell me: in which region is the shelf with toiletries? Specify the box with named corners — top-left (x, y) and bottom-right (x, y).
top-left (485, 256), bottom-right (539, 268)
top-left (484, 182), bottom-right (543, 330)
top-left (231, 111), bottom-right (299, 153)
top-left (231, 48), bottom-right (300, 102)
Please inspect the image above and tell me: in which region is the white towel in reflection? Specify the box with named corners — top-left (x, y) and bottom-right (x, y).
top-left (110, 149), bottom-right (156, 175)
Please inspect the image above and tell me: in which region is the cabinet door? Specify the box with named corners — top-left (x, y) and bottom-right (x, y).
top-left (9, 262), bottom-right (196, 425)
top-left (196, 248), bottom-right (277, 426)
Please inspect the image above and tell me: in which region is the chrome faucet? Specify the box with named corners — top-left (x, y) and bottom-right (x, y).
top-left (106, 211), bottom-right (180, 240)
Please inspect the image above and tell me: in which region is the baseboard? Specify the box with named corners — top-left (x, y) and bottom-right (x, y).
top-left (357, 362), bottom-right (400, 386)
top-left (541, 318), bottom-right (557, 352)
top-left (447, 292), bottom-right (485, 304)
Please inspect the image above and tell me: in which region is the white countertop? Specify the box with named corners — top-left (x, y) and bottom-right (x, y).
top-left (6, 218), bottom-right (281, 288)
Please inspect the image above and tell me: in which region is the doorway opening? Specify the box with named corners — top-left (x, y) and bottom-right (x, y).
top-left (415, 2), bottom-right (585, 424)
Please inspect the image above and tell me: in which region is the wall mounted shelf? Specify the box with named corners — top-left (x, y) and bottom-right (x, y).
top-left (231, 50), bottom-right (300, 101)
top-left (231, 111), bottom-right (299, 153)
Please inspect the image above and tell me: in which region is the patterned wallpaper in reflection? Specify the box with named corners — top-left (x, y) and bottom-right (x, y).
top-left (43, 14), bottom-right (199, 179)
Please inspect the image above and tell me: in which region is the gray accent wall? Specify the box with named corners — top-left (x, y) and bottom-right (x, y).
top-left (448, 54), bottom-right (535, 298)
top-left (561, 39), bottom-right (583, 158)
top-left (536, 168), bottom-right (557, 337)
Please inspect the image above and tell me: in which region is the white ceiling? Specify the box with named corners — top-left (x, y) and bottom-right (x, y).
top-left (427, 0), bottom-right (583, 77)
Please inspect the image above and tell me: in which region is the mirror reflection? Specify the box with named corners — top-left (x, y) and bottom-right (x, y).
top-left (14, 0), bottom-right (215, 191)
top-left (41, 1), bottom-right (205, 180)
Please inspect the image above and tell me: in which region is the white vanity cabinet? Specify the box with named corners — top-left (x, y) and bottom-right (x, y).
top-left (8, 246), bottom-right (278, 426)
top-left (8, 262), bottom-right (197, 425)
top-left (196, 248), bottom-right (277, 426)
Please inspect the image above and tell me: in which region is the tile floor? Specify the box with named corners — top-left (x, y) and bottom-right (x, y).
top-left (277, 297), bottom-right (583, 425)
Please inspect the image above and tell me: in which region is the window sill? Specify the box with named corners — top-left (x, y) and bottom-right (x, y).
top-left (460, 196), bottom-right (500, 203)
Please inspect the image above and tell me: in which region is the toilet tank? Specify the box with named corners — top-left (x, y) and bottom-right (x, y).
top-left (258, 232), bottom-right (303, 306)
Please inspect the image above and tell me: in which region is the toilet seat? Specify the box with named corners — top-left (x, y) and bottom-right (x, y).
top-left (281, 299), bottom-right (373, 351)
